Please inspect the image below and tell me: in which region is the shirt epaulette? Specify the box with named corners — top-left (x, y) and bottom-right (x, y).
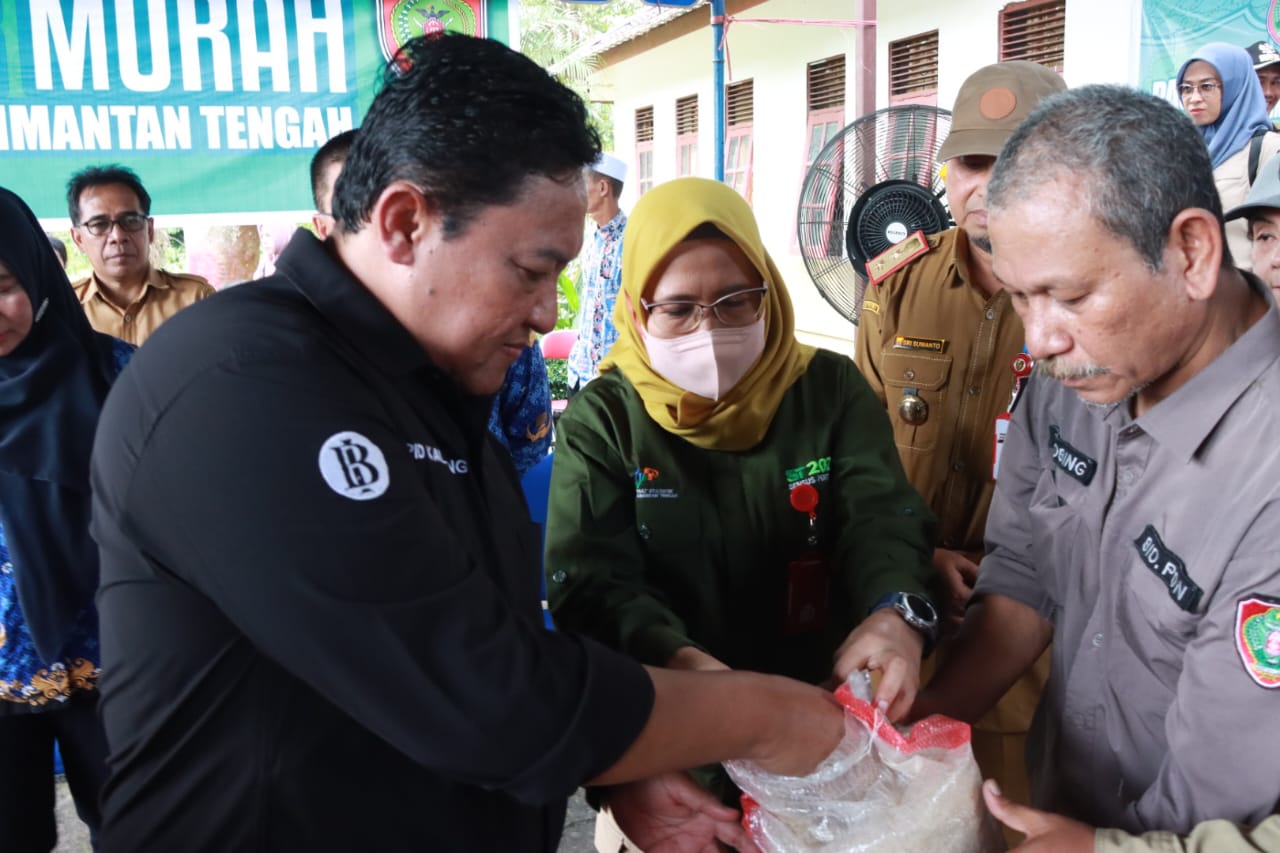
top-left (866, 231), bottom-right (932, 286)
top-left (161, 271), bottom-right (214, 293)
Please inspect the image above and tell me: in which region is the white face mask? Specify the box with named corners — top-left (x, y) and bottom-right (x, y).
top-left (643, 316), bottom-right (766, 400)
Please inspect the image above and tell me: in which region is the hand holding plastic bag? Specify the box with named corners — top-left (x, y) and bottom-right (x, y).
top-left (724, 672), bottom-right (1004, 853)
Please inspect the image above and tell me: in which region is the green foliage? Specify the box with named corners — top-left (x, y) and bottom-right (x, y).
top-left (159, 228), bottom-right (189, 270)
top-left (557, 269), bottom-right (580, 330)
top-left (521, 2), bottom-right (641, 329)
top-left (518, 0), bottom-right (647, 149)
top-left (49, 230), bottom-right (89, 280)
top-left (545, 355), bottom-right (570, 400)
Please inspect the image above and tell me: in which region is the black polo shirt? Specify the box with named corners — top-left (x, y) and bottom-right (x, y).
top-left (90, 232), bottom-right (654, 852)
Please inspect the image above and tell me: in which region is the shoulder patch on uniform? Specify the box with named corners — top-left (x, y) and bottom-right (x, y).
top-left (860, 299), bottom-right (881, 317)
top-left (866, 230), bottom-right (930, 286)
top-left (318, 431), bottom-right (390, 500)
top-left (1236, 596), bottom-right (1280, 688)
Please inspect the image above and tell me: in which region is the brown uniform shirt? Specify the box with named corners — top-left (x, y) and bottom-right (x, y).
top-left (855, 228), bottom-right (1024, 553)
top-left (72, 267), bottom-right (214, 345)
top-left (856, 228), bottom-right (1042, 739)
top-left (977, 284), bottom-right (1280, 831)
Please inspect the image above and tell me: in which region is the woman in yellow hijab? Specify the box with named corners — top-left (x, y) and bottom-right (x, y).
top-left (545, 178), bottom-right (936, 840)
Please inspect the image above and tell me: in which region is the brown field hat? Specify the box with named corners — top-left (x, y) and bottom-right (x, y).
top-left (937, 60), bottom-right (1067, 162)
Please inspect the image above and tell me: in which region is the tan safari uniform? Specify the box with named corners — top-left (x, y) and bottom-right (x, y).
top-left (1096, 815), bottom-right (1280, 853)
top-left (854, 227), bottom-right (1048, 808)
top-left (72, 267), bottom-right (214, 345)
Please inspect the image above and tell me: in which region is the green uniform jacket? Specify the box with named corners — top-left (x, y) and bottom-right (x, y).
top-left (545, 349), bottom-right (936, 686)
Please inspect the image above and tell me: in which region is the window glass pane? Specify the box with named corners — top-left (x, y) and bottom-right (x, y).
top-left (806, 126), bottom-right (825, 163)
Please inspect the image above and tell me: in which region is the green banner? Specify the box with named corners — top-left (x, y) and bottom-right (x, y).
top-left (0, 1), bottom-right (510, 220)
top-left (1140, 0), bottom-right (1278, 106)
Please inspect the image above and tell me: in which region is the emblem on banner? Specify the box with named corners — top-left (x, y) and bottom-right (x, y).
top-left (378, 1), bottom-right (485, 61)
top-left (1236, 596), bottom-right (1280, 688)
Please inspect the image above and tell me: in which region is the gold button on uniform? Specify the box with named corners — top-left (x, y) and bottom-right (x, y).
top-left (899, 392), bottom-right (929, 425)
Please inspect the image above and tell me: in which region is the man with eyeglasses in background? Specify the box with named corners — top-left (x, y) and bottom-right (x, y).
top-left (67, 165), bottom-right (213, 346)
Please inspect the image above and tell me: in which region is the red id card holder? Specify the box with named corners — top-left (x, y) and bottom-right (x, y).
top-left (783, 555), bottom-right (830, 635)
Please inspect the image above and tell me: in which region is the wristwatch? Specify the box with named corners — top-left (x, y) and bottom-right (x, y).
top-left (871, 592), bottom-right (940, 655)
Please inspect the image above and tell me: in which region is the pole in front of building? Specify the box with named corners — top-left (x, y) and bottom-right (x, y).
top-left (711, 0), bottom-right (726, 182)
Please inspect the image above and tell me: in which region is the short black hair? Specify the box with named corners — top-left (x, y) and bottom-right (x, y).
top-left (311, 129), bottom-right (358, 211)
top-left (66, 164), bottom-right (151, 224)
top-left (590, 170), bottom-right (624, 200)
top-left (46, 233), bottom-right (67, 266)
top-left (1245, 213), bottom-right (1280, 240)
top-left (333, 34), bottom-right (600, 236)
top-left (685, 223), bottom-right (729, 241)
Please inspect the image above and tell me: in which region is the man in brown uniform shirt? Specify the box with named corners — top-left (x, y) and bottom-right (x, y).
top-left (67, 165), bottom-right (213, 345)
top-left (854, 61), bottom-right (1065, 810)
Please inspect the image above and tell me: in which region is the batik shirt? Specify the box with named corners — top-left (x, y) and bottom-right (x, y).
top-left (0, 338), bottom-right (132, 713)
top-left (567, 211), bottom-right (627, 388)
top-left (488, 344), bottom-right (552, 478)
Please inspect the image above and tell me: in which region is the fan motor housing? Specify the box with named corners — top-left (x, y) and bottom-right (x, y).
top-left (846, 180), bottom-right (950, 272)
top-left (796, 104), bottom-right (954, 326)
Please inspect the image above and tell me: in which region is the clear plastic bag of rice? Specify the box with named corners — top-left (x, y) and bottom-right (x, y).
top-left (724, 671), bottom-right (1005, 853)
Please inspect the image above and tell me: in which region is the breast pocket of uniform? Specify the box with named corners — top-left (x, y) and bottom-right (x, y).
top-left (880, 350), bottom-right (952, 453)
top-left (1026, 464), bottom-right (1091, 607)
top-left (635, 497), bottom-right (700, 553)
top-left (1121, 533), bottom-right (1203, 637)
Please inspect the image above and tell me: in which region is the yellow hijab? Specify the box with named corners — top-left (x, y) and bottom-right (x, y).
top-left (599, 177), bottom-right (816, 451)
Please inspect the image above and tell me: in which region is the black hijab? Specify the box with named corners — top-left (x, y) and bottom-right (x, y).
top-left (0, 186), bottom-right (117, 662)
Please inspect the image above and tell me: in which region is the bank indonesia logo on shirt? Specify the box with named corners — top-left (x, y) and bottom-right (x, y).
top-left (319, 431), bottom-right (390, 501)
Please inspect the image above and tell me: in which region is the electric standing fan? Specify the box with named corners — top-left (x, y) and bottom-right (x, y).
top-left (797, 105), bottom-right (953, 325)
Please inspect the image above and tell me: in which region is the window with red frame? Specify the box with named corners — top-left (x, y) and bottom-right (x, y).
top-left (889, 31), bottom-right (938, 107)
top-left (725, 79), bottom-right (754, 201)
top-left (797, 54), bottom-right (846, 256)
top-left (999, 0), bottom-right (1065, 72)
top-left (885, 31), bottom-right (943, 185)
top-left (635, 105), bottom-right (655, 195)
top-left (676, 95), bottom-right (698, 177)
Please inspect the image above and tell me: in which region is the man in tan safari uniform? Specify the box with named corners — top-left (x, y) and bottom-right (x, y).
top-left (853, 60), bottom-right (1065, 818)
top-left (67, 165), bottom-right (213, 345)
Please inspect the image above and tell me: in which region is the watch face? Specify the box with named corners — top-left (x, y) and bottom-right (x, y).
top-left (904, 593), bottom-right (937, 624)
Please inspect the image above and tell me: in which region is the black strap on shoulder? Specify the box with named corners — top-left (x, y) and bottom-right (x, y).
top-left (1249, 128), bottom-right (1273, 185)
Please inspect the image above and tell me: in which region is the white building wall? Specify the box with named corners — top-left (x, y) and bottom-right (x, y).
top-left (879, 0), bottom-right (1141, 102)
top-left (596, 0), bottom-right (1143, 354)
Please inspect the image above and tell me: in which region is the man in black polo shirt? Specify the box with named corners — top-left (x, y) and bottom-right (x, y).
top-left (89, 35), bottom-right (844, 852)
